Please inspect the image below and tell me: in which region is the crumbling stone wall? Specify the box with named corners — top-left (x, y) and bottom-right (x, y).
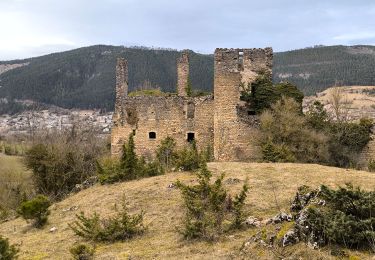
top-left (213, 48), bottom-right (273, 161)
top-left (177, 51), bottom-right (189, 97)
top-left (111, 95), bottom-right (214, 158)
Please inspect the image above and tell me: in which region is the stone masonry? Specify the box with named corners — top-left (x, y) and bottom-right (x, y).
top-left (111, 48), bottom-right (273, 161)
top-left (177, 51), bottom-right (189, 96)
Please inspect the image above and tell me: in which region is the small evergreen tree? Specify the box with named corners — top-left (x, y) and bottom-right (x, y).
top-left (70, 243), bottom-right (95, 260)
top-left (120, 133), bottom-right (138, 180)
top-left (69, 198), bottom-right (145, 242)
top-left (18, 195), bottom-right (50, 228)
top-left (156, 137), bottom-right (177, 170)
top-left (0, 236), bottom-right (19, 260)
top-left (176, 163), bottom-right (249, 241)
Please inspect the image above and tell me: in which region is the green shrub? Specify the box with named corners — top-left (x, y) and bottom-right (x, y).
top-left (70, 243), bottom-right (95, 260)
top-left (304, 184), bottom-right (375, 250)
top-left (18, 195), bottom-right (50, 228)
top-left (175, 141), bottom-right (201, 171)
top-left (97, 134), bottom-right (163, 184)
top-left (261, 140), bottom-right (296, 162)
top-left (176, 163), bottom-right (249, 241)
top-left (368, 159), bottom-right (375, 172)
top-left (240, 71), bottom-right (304, 114)
top-left (69, 199), bottom-right (145, 242)
top-left (156, 137), bottom-right (177, 170)
top-left (260, 98), bottom-right (329, 164)
top-left (0, 236), bottom-right (19, 260)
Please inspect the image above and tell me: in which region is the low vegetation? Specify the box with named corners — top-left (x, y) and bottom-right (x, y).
top-left (0, 155), bottom-right (33, 221)
top-left (287, 184), bottom-right (375, 252)
top-left (24, 127), bottom-right (107, 200)
top-left (69, 243), bottom-right (95, 260)
top-left (0, 236), bottom-right (19, 260)
top-left (176, 163), bottom-right (248, 241)
top-left (18, 195), bottom-right (50, 228)
top-left (69, 198), bottom-right (145, 242)
top-left (97, 134), bottom-right (164, 184)
top-left (240, 71), bottom-right (304, 114)
top-left (259, 95), bottom-right (373, 168)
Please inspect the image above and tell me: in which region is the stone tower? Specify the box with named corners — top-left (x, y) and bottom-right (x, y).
top-left (213, 48), bottom-right (273, 161)
top-left (113, 58), bottom-right (128, 127)
top-left (177, 51), bottom-right (190, 96)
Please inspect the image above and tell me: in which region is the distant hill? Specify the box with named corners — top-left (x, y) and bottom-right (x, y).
top-left (273, 45), bottom-right (375, 95)
top-left (1, 44), bottom-right (375, 113)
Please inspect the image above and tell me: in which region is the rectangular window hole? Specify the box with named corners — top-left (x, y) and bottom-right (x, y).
top-left (149, 132), bottom-right (156, 139)
top-left (187, 132), bottom-right (195, 142)
top-left (247, 110), bottom-right (256, 115)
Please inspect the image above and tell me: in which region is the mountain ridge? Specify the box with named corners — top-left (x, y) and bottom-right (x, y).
top-left (1, 44), bottom-right (375, 113)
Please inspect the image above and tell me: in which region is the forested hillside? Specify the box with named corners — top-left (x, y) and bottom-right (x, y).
top-left (273, 45), bottom-right (375, 95)
top-left (1, 44), bottom-right (375, 113)
top-left (0, 45), bottom-right (213, 111)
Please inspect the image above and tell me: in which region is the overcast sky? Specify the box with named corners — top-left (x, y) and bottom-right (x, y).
top-left (1, 0), bottom-right (375, 60)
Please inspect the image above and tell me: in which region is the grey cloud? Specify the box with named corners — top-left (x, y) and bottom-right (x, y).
top-left (1, 0), bottom-right (375, 59)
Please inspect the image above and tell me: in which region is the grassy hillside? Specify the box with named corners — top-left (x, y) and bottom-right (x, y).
top-left (1, 162), bottom-right (374, 259)
top-left (1, 45), bottom-right (375, 113)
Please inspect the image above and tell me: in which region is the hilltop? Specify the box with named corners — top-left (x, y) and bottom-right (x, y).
top-left (1, 45), bottom-right (375, 113)
top-left (1, 162), bottom-right (374, 259)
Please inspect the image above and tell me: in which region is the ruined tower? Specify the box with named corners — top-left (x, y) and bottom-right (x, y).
top-left (177, 51), bottom-right (190, 96)
top-left (213, 48), bottom-right (273, 161)
top-left (111, 58), bottom-right (128, 155)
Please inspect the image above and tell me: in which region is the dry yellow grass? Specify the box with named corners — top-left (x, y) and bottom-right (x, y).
top-left (1, 162), bottom-right (375, 259)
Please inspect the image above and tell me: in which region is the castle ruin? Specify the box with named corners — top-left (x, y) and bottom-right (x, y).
top-left (111, 48), bottom-right (273, 161)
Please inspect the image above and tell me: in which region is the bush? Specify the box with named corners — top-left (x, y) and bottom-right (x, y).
top-left (69, 199), bottom-right (145, 242)
top-left (176, 163), bottom-right (249, 241)
top-left (175, 141), bottom-right (201, 171)
top-left (97, 134), bottom-right (163, 184)
top-left (156, 137), bottom-right (177, 170)
top-left (24, 128), bottom-right (106, 200)
top-left (240, 71), bottom-right (304, 114)
top-left (18, 195), bottom-right (50, 228)
top-left (301, 184), bottom-right (375, 250)
top-left (368, 159), bottom-right (375, 172)
top-left (70, 243), bottom-right (95, 260)
top-left (260, 97), bottom-right (329, 164)
top-left (0, 236), bottom-right (19, 260)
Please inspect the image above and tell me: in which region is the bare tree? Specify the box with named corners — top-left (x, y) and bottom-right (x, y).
top-left (328, 82), bottom-right (351, 122)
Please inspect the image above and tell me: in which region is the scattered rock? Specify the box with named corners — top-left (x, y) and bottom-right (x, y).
top-left (167, 183), bottom-right (176, 189)
top-left (225, 178), bottom-right (241, 185)
top-left (243, 216), bottom-right (261, 227)
top-left (282, 228), bottom-right (299, 247)
top-left (267, 212), bottom-right (292, 224)
top-left (62, 206), bottom-right (79, 212)
top-left (72, 176), bottom-right (98, 193)
top-left (49, 227), bottom-right (57, 233)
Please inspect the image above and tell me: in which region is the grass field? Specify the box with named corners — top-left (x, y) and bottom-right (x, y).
top-left (0, 154), bottom-right (32, 212)
top-left (1, 162), bottom-right (375, 259)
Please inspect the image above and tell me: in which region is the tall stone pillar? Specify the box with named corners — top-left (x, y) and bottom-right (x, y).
top-left (213, 48), bottom-right (273, 161)
top-left (177, 51), bottom-right (189, 96)
top-left (113, 58), bottom-right (128, 127)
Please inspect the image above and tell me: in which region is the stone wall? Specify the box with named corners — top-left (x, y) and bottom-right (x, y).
top-left (213, 48), bottom-right (273, 161)
top-left (177, 51), bottom-right (189, 97)
top-left (111, 95), bottom-right (214, 158)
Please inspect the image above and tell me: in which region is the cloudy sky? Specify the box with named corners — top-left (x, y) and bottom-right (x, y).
top-left (1, 0), bottom-right (375, 60)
